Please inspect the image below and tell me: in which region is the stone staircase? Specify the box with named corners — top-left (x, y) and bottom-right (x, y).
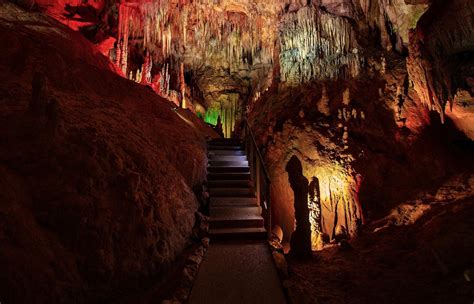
top-left (207, 138), bottom-right (266, 239)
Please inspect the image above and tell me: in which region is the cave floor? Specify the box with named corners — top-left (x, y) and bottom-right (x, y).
top-left (188, 241), bottom-right (286, 304)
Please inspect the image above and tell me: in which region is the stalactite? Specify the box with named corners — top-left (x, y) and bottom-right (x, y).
top-left (115, 41), bottom-right (121, 68)
top-left (115, 0), bottom-right (276, 77)
top-left (141, 52), bottom-right (153, 85)
top-left (279, 7), bottom-right (361, 85)
top-left (135, 69), bottom-right (142, 83)
top-left (180, 62), bottom-right (186, 109)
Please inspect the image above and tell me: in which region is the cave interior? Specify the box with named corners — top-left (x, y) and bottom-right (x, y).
top-left (0, 0), bottom-right (473, 303)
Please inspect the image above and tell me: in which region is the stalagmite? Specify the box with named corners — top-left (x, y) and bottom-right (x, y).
top-left (180, 62), bottom-right (186, 109)
top-left (381, 56), bottom-right (386, 74)
top-left (343, 88), bottom-right (351, 106)
top-left (135, 69), bottom-right (142, 83)
top-left (141, 52), bottom-right (153, 85)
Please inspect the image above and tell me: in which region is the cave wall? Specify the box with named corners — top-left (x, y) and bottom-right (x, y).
top-left (248, 0), bottom-right (473, 249)
top-left (0, 2), bottom-right (215, 302)
top-left (407, 0), bottom-right (474, 136)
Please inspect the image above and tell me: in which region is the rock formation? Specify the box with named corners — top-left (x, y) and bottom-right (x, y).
top-left (0, 2), bottom-right (216, 302)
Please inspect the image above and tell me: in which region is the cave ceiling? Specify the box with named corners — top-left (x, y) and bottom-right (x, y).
top-left (35, 0), bottom-right (437, 126)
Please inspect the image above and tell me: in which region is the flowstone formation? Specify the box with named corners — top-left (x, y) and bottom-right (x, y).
top-left (250, 83), bottom-right (367, 250)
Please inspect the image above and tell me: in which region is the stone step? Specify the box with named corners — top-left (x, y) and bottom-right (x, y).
top-left (209, 155), bottom-right (248, 162)
top-left (208, 180), bottom-right (253, 188)
top-left (210, 197), bottom-right (258, 207)
top-left (210, 187), bottom-right (255, 197)
top-left (208, 172), bottom-right (251, 180)
top-left (209, 160), bottom-right (249, 167)
top-left (208, 150), bottom-right (246, 156)
top-left (208, 166), bottom-right (250, 173)
top-left (209, 227), bottom-right (267, 240)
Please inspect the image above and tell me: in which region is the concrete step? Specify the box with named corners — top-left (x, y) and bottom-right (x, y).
top-left (208, 180), bottom-right (253, 188)
top-left (208, 150), bottom-right (245, 156)
top-left (208, 166), bottom-right (249, 173)
top-left (210, 214), bottom-right (264, 229)
top-left (210, 197), bottom-right (258, 207)
top-left (209, 227), bottom-right (267, 240)
top-left (210, 187), bottom-right (255, 197)
top-left (209, 160), bottom-right (249, 167)
top-left (210, 206), bottom-right (262, 217)
top-left (208, 145), bottom-right (243, 150)
top-left (209, 155), bottom-right (248, 162)
top-left (208, 172), bottom-right (251, 180)
top-left (209, 139), bottom-right (242, 146)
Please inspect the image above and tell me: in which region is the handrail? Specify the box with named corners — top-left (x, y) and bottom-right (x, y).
top-left (242, 118), bottom-right (272, 238)
top-left (243, 119), bottom-right (271, 183)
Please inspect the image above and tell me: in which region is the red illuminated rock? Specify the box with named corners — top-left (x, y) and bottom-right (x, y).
top-left (0, 2), bottom-right (217, 302)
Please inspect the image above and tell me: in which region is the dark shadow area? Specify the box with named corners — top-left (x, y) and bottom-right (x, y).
top-left (64, 3), bottom-right (98, 23)
top-left (356, 107), bottom-right (474, 220)
top-left (285, 155), bottom-right (311, 257)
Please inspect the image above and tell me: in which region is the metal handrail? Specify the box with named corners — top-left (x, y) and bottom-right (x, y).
top-left (242, 118), bottom-right (272, 238)
top-left (243, 119), bottom-right (271, 183)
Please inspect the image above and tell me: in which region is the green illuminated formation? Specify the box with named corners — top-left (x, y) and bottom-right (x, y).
top-left (204, 108), bottom-right (220, 126)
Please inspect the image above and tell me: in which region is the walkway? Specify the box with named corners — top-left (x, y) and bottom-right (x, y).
top-left (189, 139), bottom-right (286, 304)
top-left (189, 242), bottom-right (286, 304)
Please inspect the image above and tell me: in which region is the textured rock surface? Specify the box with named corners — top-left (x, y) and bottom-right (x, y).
top-left (0, 2), bottom-right (216, 302)
top-left (243, 0), bottom-right (473, 252)
top-left (407, 0), bottom-right (474, 123)
top-left (288, 173), bottom-right (474, 304)
top-left (447, 90), bottom-right (474, 140)
top-left (248, 65), bottom-right (472, 247)
top-left (29, 0), bottom-right (433, 137)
